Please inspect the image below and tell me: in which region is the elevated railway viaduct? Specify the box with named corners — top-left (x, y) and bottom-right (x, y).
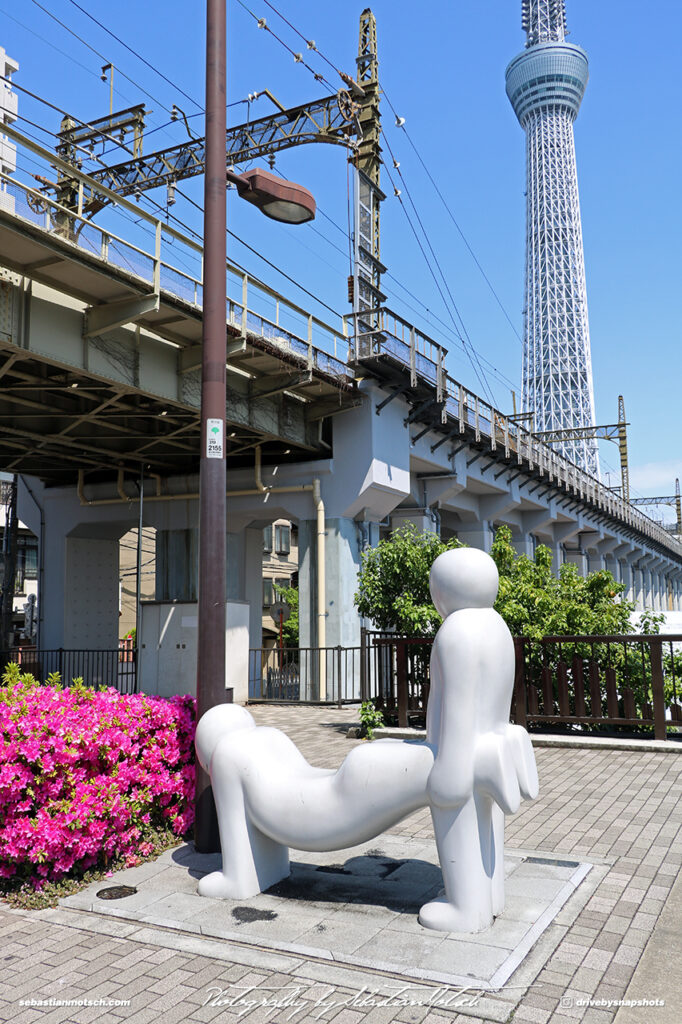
top-left (1, 169), bottom-right (681, 657)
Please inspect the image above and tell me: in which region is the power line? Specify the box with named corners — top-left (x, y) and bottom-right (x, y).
top-left (380, 86), bottom-right (523, 346)
top-left (143, 185), bottom-right (344, 319)
top-left (27, 0), bottom-right (178, 118)
top-left (64, 0), bottom-right (204, 111)
top-left (4, 74), bottom-right (344, 321)
top-left (0, 3), bottom-right (101, 82)
top-left (7, 9), bottom-right (514, 394)
top-left (233, 0), bottom-right (336, 92)
top-left (23, 0), bottom-right (470, 358)
top-left (259, 0), bottom-right (346, 81)
top-left (382, 155), bottom-right (498, 407)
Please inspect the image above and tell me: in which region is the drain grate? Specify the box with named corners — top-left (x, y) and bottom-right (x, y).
top-left (525, 856), bottom-right (580, 868)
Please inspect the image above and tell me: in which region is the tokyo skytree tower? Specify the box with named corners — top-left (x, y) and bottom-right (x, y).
top-left (506, 0), bottom-right (599, 476)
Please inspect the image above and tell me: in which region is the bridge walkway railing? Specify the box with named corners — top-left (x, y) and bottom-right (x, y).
top-left (345, 306), bottom-right (682, 556)
top-left (0, 162), bottom-right (351, 386)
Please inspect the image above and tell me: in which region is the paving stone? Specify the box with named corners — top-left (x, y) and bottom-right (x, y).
top-left (0, 709), bottom-right (681, 1024)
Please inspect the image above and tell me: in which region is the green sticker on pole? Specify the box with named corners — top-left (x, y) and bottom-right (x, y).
top-left (206, 418), bottom-right (224, 459)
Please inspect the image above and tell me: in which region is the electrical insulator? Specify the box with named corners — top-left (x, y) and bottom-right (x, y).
top-left (347, 275), bottom-right (354, 304)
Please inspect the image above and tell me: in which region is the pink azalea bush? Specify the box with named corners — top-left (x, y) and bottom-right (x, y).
top-left (0, 667), bottom-right (196, 888)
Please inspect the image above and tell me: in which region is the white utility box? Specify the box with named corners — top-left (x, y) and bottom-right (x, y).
top-left (138, 600), bottom-right (250, 703)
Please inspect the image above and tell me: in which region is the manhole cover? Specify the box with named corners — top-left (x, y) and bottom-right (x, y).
top-left (96, 885), bottom-right (138, 900)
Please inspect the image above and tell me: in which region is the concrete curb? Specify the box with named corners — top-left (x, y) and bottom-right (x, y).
top-left (368, 726), bottom-right (682, 753)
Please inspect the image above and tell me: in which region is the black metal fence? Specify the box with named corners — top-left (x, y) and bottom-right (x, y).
top-left (248, 646), bottom-right (362, 704)
top-left (0, 647), bottom-right (137, 695)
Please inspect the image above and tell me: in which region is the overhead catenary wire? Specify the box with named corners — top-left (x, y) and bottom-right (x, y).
top-left (381, 131), bottom-right (498, 406)
top-left (64, 0), bottom-right (204, 112)
top-left (248, 1), bottom-right (522, 349)
top-left (233, 0), bottom-right (336, 92)
top-left (0, 3), bottom-right (101, 83)
top-left (27, 0), bottom-right (176, 117)
top-left (382, 164), bottom-right (498, 407)
top-left (380, 87), bottom-right (523, 347)
top-left (14, 0), bottom-right (497, 383)
top-left (5, 1), bottom-right (358, 313)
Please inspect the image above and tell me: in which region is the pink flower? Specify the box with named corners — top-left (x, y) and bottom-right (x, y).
top-left (0, 683), bottom-right (196, 885)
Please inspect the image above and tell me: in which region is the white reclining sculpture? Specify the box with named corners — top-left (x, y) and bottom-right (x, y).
top-left (195, 547), bottom-right (538, 932)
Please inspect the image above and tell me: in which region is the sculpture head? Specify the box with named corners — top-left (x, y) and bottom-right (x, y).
top-left (429, 547), bottom-right (499, 618)
top-left (195, 703), bottom-right (255, 771)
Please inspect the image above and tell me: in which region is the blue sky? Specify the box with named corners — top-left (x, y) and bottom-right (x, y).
top-left (2, 1), bottom-right (681, 518)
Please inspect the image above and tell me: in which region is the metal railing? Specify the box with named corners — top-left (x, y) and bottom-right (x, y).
top-left (0, 647), bottom-right (137, 695)
top-left (513, 634), bottom-right (682, 741)
top-left (360, 630), bottom-right (432, 726)
top-left (248, 646), bottom-right (362, 704)
top-left (359, 630), bottom-right (682, 739)
top-left (345, 306), bottom-right (682, 558)
top-left (0, 124), bottom-right (352, 385)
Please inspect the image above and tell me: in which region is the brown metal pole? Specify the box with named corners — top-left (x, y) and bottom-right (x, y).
top-left (195, 0), bottom-right (228, 854)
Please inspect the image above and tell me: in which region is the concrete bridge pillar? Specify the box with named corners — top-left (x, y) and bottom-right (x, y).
top-left (298, 517), bottom-right (379, 651)
top-left (564, 547), bottom-right (588, 576)
top-left (585, 549), bottom-right (604, 573)
top-left (619, 560), bottom-right (633, 602)
top-left (641, 563), bottom-right (655, 610)
top-left (512, 532), bottom-right (535, 560)
top-left (548, 539), bottom-right (564, 574)
top-left (40, 520), bottom-right (123, 651)
top-left (672, 576), bottom-right (679, 612)
top-left (631, 563), bottom-right (641, 606)
top-left (455, 520), bottom-right (494, 552)
top-left (651, 565), bottom-right (659, 610)
top-left (226, 527), bottom-right (264, 651)
top-left (651, 570), bottom-right (662, 612)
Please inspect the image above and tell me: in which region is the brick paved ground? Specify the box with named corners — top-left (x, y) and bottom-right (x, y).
top-left (0, 705), bottom-right (680, 1024)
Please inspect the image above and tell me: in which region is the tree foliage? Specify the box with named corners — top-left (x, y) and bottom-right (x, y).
top-left (355, 522), bottom-right (635, 639)
top-left (273, 583), bottom-right (299, 648)
top-left (354, 525), bottom-right (462, 635)
top-left (491, 525), bottom-right (633, 639)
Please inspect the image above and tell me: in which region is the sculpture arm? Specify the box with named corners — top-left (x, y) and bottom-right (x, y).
top-left (426, 621), bottom-right (476, 808)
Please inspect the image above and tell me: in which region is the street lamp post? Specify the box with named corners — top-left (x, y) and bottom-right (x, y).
top-left (195, 3), bottom-right (317, 853)
top-left (195, 0), bottom-right (228, 854)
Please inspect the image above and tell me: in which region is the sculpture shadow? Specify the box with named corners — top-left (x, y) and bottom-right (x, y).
top-left (266, 853), bottom-right (443, 915)
top-left (319, 720), bottom-right (360, 737)
top-left (172, 843), bottom-right (221, 878)
top-left (172, 844), bottom-right (441, 913)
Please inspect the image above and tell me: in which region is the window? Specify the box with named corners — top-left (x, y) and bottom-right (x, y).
top-left (13, 536), bottom-right (38, 595)
top-left (274, 524), bottom-right (290, 554)
top-left (262, 526), bottom-right (272, 553)
top-left (263, 578), bottom-right (274, 607)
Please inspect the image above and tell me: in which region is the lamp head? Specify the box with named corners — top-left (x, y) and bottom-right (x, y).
top-left (231, 167), bottom-right (315, 224)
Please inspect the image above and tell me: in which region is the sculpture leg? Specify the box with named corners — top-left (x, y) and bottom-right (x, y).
top-left (198, 741), bottom-right (289, 900)
top-left (491, 802), bottom-right (505, 917)
top-left (420, 794), bottom-right (496, 932)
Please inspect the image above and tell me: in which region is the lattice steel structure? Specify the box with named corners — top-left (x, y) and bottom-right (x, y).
top-left (506, 0), bottom-right (599, 475)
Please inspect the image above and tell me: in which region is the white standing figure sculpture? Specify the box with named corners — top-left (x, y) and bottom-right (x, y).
top-left (195, 547), bottom-right (538, 933)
